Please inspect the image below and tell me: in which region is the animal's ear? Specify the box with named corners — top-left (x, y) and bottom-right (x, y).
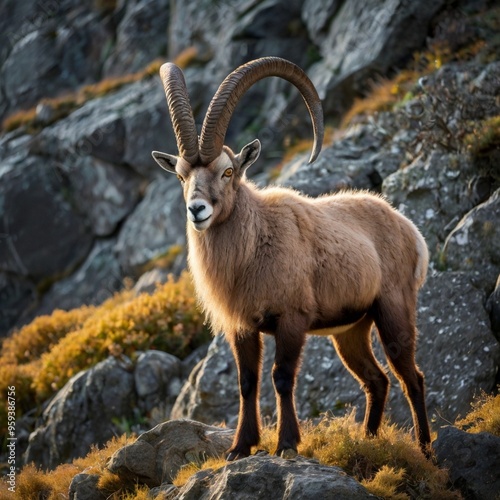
top-left (235, 139), bottom-right (261, 173)
top-left (152, 151), bottom-right (178, 173)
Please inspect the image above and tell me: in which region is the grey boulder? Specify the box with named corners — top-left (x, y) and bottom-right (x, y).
top-left (434, 426), bottom-right (500, 500)
top-left (107, 419), bottom-right (234, 487)
top-left (115, 175), bottom-right (186, 277)
top-left (177, 453), bottom-right (375, 499)
top-left (442, 188), bottom-right (500, 293)
top-left (25, 356), bottom-right (136, 470)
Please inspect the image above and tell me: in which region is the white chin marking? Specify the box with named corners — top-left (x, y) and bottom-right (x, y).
top-left (190, 217), bottom-right (212, 232)
top-left (187, 198), bottom-right (214, 226)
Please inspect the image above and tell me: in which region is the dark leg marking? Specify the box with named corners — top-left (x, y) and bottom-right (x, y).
top-left (373, 297), bottom-right (431, 455)
top-left (331, 314), bottom-right (389, 438)
top-left (226, 331), bottom-right (263, 461)
top-left (273, 316), bottom-right (307, 458)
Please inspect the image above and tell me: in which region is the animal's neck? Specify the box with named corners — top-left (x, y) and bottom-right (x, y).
top-left (186, 182), bottom-right (262, 332)
top-left (188, 183), bottom-right (260, 272)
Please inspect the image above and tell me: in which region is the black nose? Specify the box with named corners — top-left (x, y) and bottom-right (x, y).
top-left (189, 203), bottom-right (206, 216)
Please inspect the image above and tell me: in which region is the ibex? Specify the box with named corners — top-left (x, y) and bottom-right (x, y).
top-left (152, 57), bottom-right (431, 460)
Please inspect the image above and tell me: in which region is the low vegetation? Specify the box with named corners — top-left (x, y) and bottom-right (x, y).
top-left (464, 115), bottom-right (500, 158)
top-left (340, 5), bottom-right (500, 128)
top-left (1, 60), bottom-right (161, 133)
top-left (1, 47), bottom-right (198, 133)
top-left (0, 272), bottom-right (210, 437)
top-left (455, 390), bottom-right (500, 436)
top-left (1, 435), bottom-right (135, 500)
top-left (7, 395), bottom-right (499, 499)
top-left (174, 411), bottom-right (460, 499)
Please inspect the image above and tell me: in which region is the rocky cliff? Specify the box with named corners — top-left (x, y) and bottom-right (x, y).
top-left (1, 0), bottom-right (500, 498)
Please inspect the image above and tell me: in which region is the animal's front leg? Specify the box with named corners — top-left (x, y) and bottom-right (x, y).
top-left (273, 319), bottom-right (306, 458)
top-left (226, 331), bottom-right (263, 461)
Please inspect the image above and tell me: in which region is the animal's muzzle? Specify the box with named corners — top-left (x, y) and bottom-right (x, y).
top-left (187, 199), bottom-right (213, 223)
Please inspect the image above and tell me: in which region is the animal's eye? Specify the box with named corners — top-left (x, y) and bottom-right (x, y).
top-left (177, 174), bottom-right (184, 183)
top-left (223, 168), bottom-right (233, 178)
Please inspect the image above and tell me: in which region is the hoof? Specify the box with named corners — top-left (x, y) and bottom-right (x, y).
top-left (422, 444), bottom-right (434, 461)
top-left (226, 449), bottom-right (249, 461)
top-left (277, 448), bottom-right (297, 460)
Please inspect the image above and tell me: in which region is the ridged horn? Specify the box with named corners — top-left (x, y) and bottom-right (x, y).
top-left (160, 63), bottom-right (199, 164)
top-left (199, 56), bottom-right (324, 165)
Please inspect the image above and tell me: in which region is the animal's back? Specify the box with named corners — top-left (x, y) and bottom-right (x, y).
top-left (247, 188), bottom-right (385, 323)
top-left (314, 190), bottom-right (428, 288)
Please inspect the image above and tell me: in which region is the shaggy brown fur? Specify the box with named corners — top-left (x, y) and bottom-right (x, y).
top-left (153, 143), bottom-right (431, 460)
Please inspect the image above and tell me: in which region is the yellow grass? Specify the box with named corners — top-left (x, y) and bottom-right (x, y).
top-left (173, 456), bottom-right (227, 487)
top-left (362, 465), bottom-right (407, 500)
top-left (455, 391), bottom-right (500, 436)
top-left (7, 401), bottom-right (493, 499)
top-left (1, 55), bottom-right (172, 132)
top-left (1, 108), bottom-right (37, 133)
top-left (0, 272), bottom-right (210, 436)
top-left (339, 11), bottom-right (499, 129)
top-left (138, 244), bottom-right (185, 275)
top-left (173, 47), bottom-right (198, 69)
top-left (0, 435), bottom-right (133, 500)
top-left (341, 70), bottom-right (420, 128)
top-left (173, 411), bottom-right (459, 499)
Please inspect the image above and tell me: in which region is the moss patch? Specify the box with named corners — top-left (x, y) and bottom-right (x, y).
top-left (464, 115), bottom-right (500, 158)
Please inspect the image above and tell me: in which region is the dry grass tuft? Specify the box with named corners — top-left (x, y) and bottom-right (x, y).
top-left (0, 272), bottom-right (209, 436)
top-left (72, 434), bottom-right (132, 472)
top-left (0, 435), bottom-right (133, 500)
top-left (173, 456), bottom-right (227, 488)
top-left (1, 108), bottom-right (38, 133)
top-left (455, 391), bottom-right (500, 436)
top-left (120, 486), bottom-right (153, 500)
top-left (341, 65), bottom-right (426, 128)
top-left (0, 307), bottom-right (97, 437)
top-left (33, 271), bottom-right (209, 400)
top-left (98, 468), bottom-right (135, 497)
top-left (1, 56), bottom-right (168, 133)
top-left (361, 465), bottom-right (407, 500)
top-left (294, 413), bottom-right (458, 499)
top-left (171, 412), bottom-right (460, 499)
top-left (11, 464), bottom-right (52, 500)
top-left (173, 47), bottom-right (199, 69)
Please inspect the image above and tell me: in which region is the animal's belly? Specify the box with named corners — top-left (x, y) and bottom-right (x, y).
top-left (307, 313), bottom-right (367, 336)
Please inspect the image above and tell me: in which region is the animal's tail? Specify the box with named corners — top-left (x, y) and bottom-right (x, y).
top-left (413, 226), bottom-right (429, 288)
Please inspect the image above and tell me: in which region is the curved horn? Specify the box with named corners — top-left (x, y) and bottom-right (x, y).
top-left (160, 63), bottom-right (199, 164)
top-left (199, 57), bottom-right (324, 165)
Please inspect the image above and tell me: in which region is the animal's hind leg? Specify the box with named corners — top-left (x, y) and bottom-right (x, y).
top-left (226, 331), bottom-right (263, 461)
top-left (331, 315), bottom-right (389, 438)
top-left (373, 297), bottom-right (431, 454)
